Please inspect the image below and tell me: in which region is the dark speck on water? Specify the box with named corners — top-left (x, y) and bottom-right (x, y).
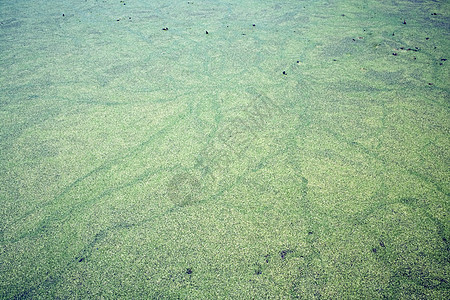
top-left (280, 249), bottom-right (294, 260)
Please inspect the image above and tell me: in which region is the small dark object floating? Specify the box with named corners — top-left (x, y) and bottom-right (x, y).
top-left (403, 20), bottom-right (406, 24)
top-left (186, 268), bottom-right (193, 274)
top-left (206, 30), bottom-right (208, 34)
top-left (162, 27), bottom-right (168, 31)
top-left (372, 248), bottom-right (377, 253)
top-left (282, 71), bottom-right (286, 75)
top-left (253, 24), bottom-right (255, 26)
top-left (62, 13), bottom-right (65, 17)
top-left (393, 53), bottom-right (397, 56)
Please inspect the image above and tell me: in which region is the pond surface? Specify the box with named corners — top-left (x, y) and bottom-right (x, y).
top-left (0, 0), bottom-right (448, 298)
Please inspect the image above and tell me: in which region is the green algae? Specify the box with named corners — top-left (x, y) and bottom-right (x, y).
top-left (0, 0), bottom-right (448, 298)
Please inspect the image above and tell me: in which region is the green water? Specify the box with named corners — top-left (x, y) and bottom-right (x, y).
top-left (1, 0), bottom-right (448, 298)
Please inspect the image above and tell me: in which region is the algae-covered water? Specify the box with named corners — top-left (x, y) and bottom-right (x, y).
top-left (1, 0), bottom-right (449, 298)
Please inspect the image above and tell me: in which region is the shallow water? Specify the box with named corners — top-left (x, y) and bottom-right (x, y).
top-left (1, 0), bottom-right (449, 298)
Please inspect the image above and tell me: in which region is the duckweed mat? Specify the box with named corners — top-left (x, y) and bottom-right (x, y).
top-left (1, 0), bottom-right (449, 298)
